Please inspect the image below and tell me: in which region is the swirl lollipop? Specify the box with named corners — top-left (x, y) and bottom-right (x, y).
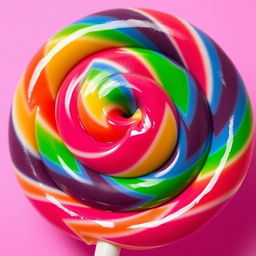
top-left (9, 8), bottom-right (253, 255)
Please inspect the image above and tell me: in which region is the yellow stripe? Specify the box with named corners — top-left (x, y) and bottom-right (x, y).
top-left (12, 77), bottom-right (38, 155)
top-left (120, 104), bottom-right (177, 177)
top-left (45, 36), bottom-right (124, 97)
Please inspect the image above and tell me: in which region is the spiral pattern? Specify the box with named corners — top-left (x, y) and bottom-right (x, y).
top-left (9, 8), bottom-right (253, 248)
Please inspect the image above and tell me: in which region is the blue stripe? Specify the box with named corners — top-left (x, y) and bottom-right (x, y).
top-left (210, 74), bottom-right (247, 154)
top-left (40, 154), bottom-right (92, 184)
top-left (193, 26), bottom-right (222, 114)
top-left (73, 15), bottom-right (159, 51)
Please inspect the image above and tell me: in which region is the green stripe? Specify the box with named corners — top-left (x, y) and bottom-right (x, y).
top-left (128, 48), bottom-right (189, 113)
top-left (35, 121), bottom-right (80, 173)
top-left (201, 99), bottom-right (253, 175)
top-left (51, 24), bottom-right (145, 48)
top-left (113, 152), bottom-right (208, 210)
top-left (83, 69), bottom-right (134, 115)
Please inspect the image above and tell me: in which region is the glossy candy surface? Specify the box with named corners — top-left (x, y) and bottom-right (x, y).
top-left (9, 8), bottom-right (253, 249)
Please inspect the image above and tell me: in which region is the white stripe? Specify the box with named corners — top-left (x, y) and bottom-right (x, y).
top-left (129, 116), bottom-right (234, 229)
top-left (178, 19), bottom-right (213, 101)
top-left (130, 8), bottom-right (187, 66)
top-left (27, 19), bottom-right (163, 101)
top-left (11, 99), bottom-right (39, 157)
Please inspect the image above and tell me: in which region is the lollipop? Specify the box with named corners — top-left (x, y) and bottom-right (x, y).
top-left (9, 8), bottom-right (253, 255)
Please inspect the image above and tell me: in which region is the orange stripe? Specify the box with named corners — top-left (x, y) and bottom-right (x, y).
top-left (13, 79), bottom-right (37, 153)
top-left (65, 203), bottom-right (172, 237)
top-left (22, 45), bottom-right (57, 132)
top-left (15, 170), bottom-right (83, 206)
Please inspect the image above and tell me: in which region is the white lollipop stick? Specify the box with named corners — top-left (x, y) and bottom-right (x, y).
top-left (94, 241), bottom-right (121, 256)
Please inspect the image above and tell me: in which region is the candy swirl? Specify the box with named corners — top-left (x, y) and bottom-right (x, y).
top-left (9, 8), bottom-right (253, 248)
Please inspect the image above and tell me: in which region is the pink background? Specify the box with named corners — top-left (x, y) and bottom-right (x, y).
top-left (1, 0), bottom-right (256, 255)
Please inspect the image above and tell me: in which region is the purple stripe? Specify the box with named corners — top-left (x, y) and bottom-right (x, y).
top-left (9, 115), bottom-right (60, 189)
top-left (185, 87), bottom-right (212, 158)
top-left (212, 43), bottom-right (238, 135)
top-left (95, 8), bottom-right (183, 64)
top-left (9, 113), bottom-right (142, 211)
top-left (47, 168), bottom-right (142, 211)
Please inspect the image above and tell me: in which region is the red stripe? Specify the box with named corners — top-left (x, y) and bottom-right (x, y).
top-left (139, 8), bottom-right (208, 94)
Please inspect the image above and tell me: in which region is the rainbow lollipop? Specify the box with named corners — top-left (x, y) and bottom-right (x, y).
top-left (9, 8), bottom-right (254, 255)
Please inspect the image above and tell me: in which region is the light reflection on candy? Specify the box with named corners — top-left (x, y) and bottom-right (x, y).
top-left (9, 8), bottom-right (253, 249)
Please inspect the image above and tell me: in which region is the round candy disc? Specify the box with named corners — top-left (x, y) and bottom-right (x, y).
top-left (9, 8), bottom-right (253, 249)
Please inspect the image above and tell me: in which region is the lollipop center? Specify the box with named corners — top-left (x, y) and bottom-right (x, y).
top-left (77, 73), bottom-right (143, 142)
top-left (55, 49), bottom-right (179, 178)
